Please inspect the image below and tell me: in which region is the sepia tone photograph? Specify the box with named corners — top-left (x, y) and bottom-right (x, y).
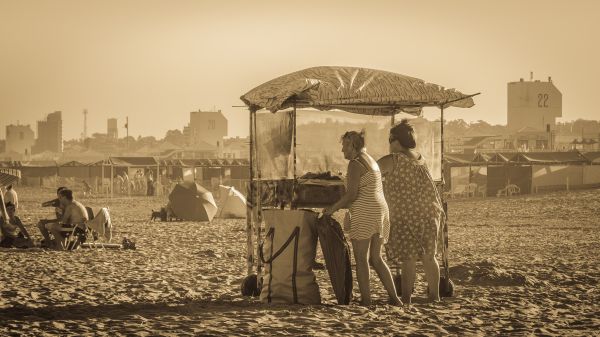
top-left (0, 0), bottom-right (599, 336)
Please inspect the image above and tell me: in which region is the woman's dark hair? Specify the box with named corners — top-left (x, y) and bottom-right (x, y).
top-left (341, 129), bottom-right (366, 150)
top-left (57, 186), bottom-right (67, 194)
top-left (390, 119), bottom-right (417, 149)
top-left (59, 189), bottom-right (73, 201)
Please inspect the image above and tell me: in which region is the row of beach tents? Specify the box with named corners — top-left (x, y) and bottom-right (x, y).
top-left (443, 151), bottom-right (600, 197)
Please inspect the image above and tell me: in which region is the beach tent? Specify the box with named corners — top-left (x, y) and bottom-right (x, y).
top-left (217, 185), bottom-right (247, 218)
top-left (168, 181), bottom-right (217, 221)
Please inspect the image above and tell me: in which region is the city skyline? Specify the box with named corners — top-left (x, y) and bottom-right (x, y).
top-left (1, 0), bottom-right (599, 141)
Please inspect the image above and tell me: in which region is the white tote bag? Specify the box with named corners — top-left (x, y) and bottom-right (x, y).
top-left (260, 209), bottom-right (321, 304)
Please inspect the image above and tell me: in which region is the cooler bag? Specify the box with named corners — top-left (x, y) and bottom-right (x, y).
top-left (260, 209), bottom-right (321, 304)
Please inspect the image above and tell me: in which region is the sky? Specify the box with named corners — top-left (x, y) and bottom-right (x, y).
top-left (1, 0), bottom-right (599, 141)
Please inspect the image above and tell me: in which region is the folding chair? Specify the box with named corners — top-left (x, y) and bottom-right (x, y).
top-left (60, 207), bottom-right (95, 250)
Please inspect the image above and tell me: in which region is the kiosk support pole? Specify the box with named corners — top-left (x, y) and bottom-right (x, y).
top-left (253, 110), bottom-right (263, 279)
top-left (246, 110), bottom-right (255, 275)
top-left (292, 104), bottom-right (297, 209)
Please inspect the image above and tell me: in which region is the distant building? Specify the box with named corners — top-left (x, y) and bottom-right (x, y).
top-left (33, 111), bottom-right (63, 154)
top-left (223, 136), bottom-right (249, 159)
top-left (507, 75), bottom-right (562, 132)
top-left (107, 118), bottom-right (118, 139)
top-left (5, 124), bottom-right (35, 156)
top-left (185, 109), bottom-right (228, 147)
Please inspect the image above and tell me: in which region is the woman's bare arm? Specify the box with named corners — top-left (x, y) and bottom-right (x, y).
top-left (324, 160), bottom-right (361, 214)
top-left (377, 154), bottom-right (394, 176)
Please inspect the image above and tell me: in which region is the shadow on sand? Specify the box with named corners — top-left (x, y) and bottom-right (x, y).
top-left (0, 300), bottom-right (329, 321)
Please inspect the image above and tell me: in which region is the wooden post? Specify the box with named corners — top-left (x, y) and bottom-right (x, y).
top-left (246, 109), bottom-right (255, 276)
top-left (156, 162), bottom-right (160, 196)
top-left (566, 176), bottom-right (570, 191)
top-left (292, 104), bottom-right (297, 209)
top-left (254, 110), bottom-right (263, 279)
top-left (110, 163), bottom-right (114, 199)
top-left (101, 162), bottom-right (105, 195)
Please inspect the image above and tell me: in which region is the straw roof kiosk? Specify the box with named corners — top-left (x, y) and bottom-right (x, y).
top-left (239, 66), bottom-right (479, 297)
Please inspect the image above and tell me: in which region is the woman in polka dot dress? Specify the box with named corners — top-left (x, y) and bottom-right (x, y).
top-left (378, 119), bottom-right (444, 304)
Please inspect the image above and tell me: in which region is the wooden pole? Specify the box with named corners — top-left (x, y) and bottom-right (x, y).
top-left (292, 104), bottom-right (297, 209)
top-left (254, 110), bottom-right (263, 278)
top-left (101, 162), bottom-right (105, 195)
top-left (110, 162), bottom-right (114, 199)
top-left (246, 109), bottom-right (255, 275)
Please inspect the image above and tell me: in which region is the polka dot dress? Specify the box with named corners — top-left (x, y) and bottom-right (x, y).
top-left (382, 153), bottom-right (444, 262)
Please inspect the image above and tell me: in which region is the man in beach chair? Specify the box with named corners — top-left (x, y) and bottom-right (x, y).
top-left (0, 201), bottom-right (33, 248)
top-left (46, 189), bottom-right (89, 250)
top-left (37, 186), bottom-right (68, 247)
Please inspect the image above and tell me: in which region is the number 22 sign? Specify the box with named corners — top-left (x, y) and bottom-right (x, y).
top-left (538, 93), bottom-right (549, 108)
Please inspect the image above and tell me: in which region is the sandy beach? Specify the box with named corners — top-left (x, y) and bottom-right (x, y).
top-left (1, 187), bottom-right (599, 336)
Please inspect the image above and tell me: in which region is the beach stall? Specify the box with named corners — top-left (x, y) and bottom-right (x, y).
top-left (443, 153), bottom-right (476, 197)
top-left (514, 151), bottom-right (589, 192)
top-left (19, 160), bottom-right (59, 187)
top-left (239, 66), bottom-right (478, 302)
top-left (581, 151), bottom-right (600, 188)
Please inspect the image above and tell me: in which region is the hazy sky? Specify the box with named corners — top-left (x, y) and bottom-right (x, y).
top-left (1, 0), bottom-right (599, 141)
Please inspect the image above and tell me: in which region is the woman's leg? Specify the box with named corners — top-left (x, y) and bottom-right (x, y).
top-left (369, 234), bottom-right (402, 305)
top-left (422, 254), bottom-right (441, 302)
top-left (401, 258), bottom-right (417, 305)
top-left (351, 238), bottom-right (372, 305)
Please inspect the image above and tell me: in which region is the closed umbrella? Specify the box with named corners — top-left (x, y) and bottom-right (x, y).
top-left (168, 182), bottom-right (217, 221)
top-left (316, 215), bottom-right (353, 305)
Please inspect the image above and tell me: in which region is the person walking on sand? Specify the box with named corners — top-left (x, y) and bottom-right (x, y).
top-left (378, 119), bottom-right (444, 305)
top-left (324, 131), bottom-right (402, 306)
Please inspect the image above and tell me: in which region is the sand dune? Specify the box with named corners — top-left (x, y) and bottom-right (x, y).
top-left (1, 187), bottom-right (599, 335)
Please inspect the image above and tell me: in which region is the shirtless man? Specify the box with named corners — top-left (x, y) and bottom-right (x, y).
top-left (47, 189), bottom-right (89, 250)
top-left (38, 186), bottom-right (68, 247)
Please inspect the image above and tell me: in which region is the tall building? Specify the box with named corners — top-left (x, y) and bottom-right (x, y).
top-left (185, 109), bottom-right (228, 147)
top-left (5, 124), bottom-right (35, 155)
top-left (33, 111), bottom-right (63, 153)
top-left (507, 75), bottom-right (562, 132)
top-left (107, 118), bottom-right (118, 139)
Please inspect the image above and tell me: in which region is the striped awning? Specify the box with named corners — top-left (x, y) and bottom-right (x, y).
top-left (0, 168), bottom-right (21, 187)
top-left (240, 66), bottom-right (476, 115)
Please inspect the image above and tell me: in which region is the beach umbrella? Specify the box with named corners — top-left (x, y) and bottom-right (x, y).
top-left (217, 185), bottom-right (247, 218)
top-left (0, 168), bottom-right (21, 188)
top-left (168, 182), bottom-right (217, 221)
top-left (316, 215), bottom-right (353, 305)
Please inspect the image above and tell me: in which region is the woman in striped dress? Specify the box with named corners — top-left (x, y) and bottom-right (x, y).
top-left (324, 131), bottom-right (402, 306)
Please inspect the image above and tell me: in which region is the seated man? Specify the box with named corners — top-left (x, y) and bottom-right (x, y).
top-left (37, 186), bottom-right (68, 247)
top-left (1, 201), bottom-right (33, 248)
top-left (46, 189), bottom-right (89, 250)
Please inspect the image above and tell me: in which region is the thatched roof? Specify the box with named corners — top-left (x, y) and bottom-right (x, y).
top-left (241, 66), bottom-right (476, 115)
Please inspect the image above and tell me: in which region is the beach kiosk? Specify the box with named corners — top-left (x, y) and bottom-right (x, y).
top-left (239, 66), bottom-right (478, 301)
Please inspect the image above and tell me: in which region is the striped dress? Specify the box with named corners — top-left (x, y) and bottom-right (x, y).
top-left (348, 158), bottom-right (391, 243)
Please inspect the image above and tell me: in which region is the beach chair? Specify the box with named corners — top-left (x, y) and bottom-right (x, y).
top-left (477, 185), bottom-right (487, 198)
top-left (465, 183), bottom-right (478, 198)
top-left (496, 186), bottom-right (508, 197)
top-left (451, 184), bottom-right (467, 198)
top-left (507, 184), bottom-right (520, 196)
top-left (60, 207), bottom-right (95, 250)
